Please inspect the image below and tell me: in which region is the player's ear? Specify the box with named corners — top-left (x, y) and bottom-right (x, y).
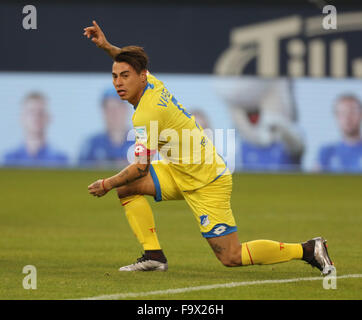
top-left (140, 70), bottom-right (147, 82)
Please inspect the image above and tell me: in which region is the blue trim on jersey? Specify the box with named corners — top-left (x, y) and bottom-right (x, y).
top-left (150, 164), bottom-right (162, 202)
top-left (134, 82), bottom-right (154, 110)
top-left (210, 166), bottom-right (228, 184)
top-left (202, 224), bottom-right (237, 238)
top-left (217, 152), bottom-right (228, 167)
top-left (206, 153), bottom-right (229, 184)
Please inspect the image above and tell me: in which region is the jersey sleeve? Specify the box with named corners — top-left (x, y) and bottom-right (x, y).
top-left (132, 95), bottom-right (167, 158)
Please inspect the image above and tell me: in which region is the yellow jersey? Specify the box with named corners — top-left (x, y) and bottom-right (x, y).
top-left (132, 73), bottom-right (227, 191)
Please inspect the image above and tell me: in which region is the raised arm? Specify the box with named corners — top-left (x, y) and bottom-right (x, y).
top-left (83, 20), bottom-right (121, 59)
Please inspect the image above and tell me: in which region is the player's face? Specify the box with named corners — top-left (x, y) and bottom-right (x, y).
top-left (112, 62), bottom-right (147, 106)
top-left (335, 99), bottom-right (362, 137)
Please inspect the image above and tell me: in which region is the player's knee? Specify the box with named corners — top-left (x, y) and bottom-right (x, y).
top-left (220, 256), bottom-right (241, 267)
top-left (117, 188), bottom-right (126, 199)
top-left (218, 250), bottom-right (242, 267)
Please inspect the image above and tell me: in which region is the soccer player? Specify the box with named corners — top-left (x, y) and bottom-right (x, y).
top-left (84, 20), bottom-right (335, 275)
top-left (316, 94), bottom-right (362, 173)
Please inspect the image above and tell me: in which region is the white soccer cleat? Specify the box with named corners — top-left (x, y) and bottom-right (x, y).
top-left (302, 237), bottom-right (336, 276)
top-left (118, 254), bottom-right (168, 272)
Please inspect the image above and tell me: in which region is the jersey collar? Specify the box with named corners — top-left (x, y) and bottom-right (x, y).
top-left (134, 82), bottom-right (154, 110)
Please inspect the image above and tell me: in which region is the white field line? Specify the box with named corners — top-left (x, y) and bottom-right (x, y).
top-left (76, 273), bottom-right (362, 300)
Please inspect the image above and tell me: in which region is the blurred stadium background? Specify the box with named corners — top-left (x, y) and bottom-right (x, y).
top-left (2, 0), bottom-right (362, 173)
top-left (1, 0), bottom-right (362, 300)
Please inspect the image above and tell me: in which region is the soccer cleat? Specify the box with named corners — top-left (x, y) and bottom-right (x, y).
top-left (302, 237), bottom-right (336, 276)
top-left (118, 254), bottom-right (168, 272)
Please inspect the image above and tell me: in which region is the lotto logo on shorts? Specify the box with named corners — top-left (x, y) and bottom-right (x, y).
top-left (213, 225), bottom-right (227, 235)
top-left (202, 223), bottom-right (237, 238)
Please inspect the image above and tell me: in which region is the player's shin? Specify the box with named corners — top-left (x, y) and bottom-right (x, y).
top-left (241, 240), bottom-right (303, 266)
top-left (120, 195), bottom-right (162, 252)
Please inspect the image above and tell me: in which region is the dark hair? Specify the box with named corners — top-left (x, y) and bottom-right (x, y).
top-left (114, 46), bottom-right (148, 74)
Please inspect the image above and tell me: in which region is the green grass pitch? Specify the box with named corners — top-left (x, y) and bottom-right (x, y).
top-left (1, 168), bottom-right (361, 300)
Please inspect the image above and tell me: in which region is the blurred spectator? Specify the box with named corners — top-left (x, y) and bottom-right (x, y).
top-left (3, 92), bottom-right (68, 167)
top-left (221, 79), bottom-right (304, 171)
top-left (78, 87), bottom-right (134, 167)
top-left (316, 94), bottom-right (362, 173)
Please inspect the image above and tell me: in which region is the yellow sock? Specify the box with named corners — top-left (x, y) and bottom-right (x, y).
top-left (241, 240), bottom-right (303, 266)
top-left (120, 195), bottom-right (161, 251)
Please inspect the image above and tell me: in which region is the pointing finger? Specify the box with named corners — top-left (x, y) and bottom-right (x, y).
top-left (93, 20), bottom-right (101, 30)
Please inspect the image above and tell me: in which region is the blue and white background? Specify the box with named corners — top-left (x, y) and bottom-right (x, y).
top-left (1, 72), bottom-right (361, 172)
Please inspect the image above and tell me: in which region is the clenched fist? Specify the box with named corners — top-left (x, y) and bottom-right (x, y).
top-left (88, 179), bottom-right (110, 197)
